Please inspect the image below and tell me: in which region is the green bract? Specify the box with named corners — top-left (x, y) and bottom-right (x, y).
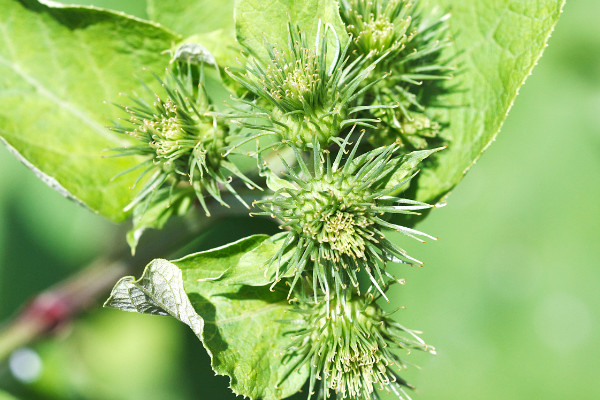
top-left (254, 134), bottom-right (437, 306)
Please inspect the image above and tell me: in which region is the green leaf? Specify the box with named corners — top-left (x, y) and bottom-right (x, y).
top-left (215, 232), bottom-right (292, 286)
top-left (126, 187), bottom-right (194, 254)
top-left (172, 234), bottom-right (271, 283)
top-left (171, 232), bottom-right (291, 286)
top-left (179, 273), bottom-right (307, 400)
top-left (0, 0), bottom-right (180, 222)
top-left (235, 0), bottom-right (348, 61)
top-left (146, 0), bottom-right (235, 37)
top-left (413, 0), bottom-right (565, 204)
top-left (105, 235), bottom-right (308, 400)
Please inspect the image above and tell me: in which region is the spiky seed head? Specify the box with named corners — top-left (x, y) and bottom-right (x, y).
top-left (254, 134), bottom-right (435, 304)
top-left (111, 65), bottom-right (257, 215)
top-left (228, 23), bottom-right (390, 149)
top-left (284, 295), bottom-right (435, 399)
top-left (339, 0), bottom-right (453, 150)
top-left (127, 94), bottom-right (221, 175)
top-left (261, 40), bottom-right (336, 146)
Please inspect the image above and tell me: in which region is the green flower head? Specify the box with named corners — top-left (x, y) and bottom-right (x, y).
top-left (339, 0), bottom-right (453, 149)
top-left (340, 0), bottom-right (413, 57)
top-left (227, 23), bottom-right (392, 149)
top-left (284, 295), bottom-right (435, 399)
top-left (111, 64), bottom-right (258, 215)
top-left (254, 133), bottom-right (436, 305)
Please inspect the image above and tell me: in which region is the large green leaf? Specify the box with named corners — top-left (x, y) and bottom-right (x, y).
top-left (146, 0), bottom-right (235, 37)
top-left (0, 0), bottom-right (180, 221)
top-left (413, 0), bottom-right (565, 204)
top-left (235, 0), bottom-right (348, 61)
top-left (105, 235), bottom-right (308, 400)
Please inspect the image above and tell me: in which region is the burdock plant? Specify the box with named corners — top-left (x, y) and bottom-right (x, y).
top-left (107, 2), bottom-right (445, 399)
top-left (0, 0), bottom-right (563, 399)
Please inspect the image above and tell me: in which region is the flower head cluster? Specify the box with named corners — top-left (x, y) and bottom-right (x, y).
top-left (254, 134), bottom-right (436, 305)
top-left (111, 65), bottom-right (258, 215)
top-left (228, 23), bottom-right (390, 148)
top-left (284, 295), bottom-right (435, 399)
top-left (339, 0), bottom-right (453, 149)
top-left (107, 3), bottom-right (449, 398)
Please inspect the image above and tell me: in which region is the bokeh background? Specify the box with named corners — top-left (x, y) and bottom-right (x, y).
top-left (1, 1), bottom-right (598, 399)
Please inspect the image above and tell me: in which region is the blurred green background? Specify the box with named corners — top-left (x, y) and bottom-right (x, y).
top-left (1, 1), bottom-right (598, 399)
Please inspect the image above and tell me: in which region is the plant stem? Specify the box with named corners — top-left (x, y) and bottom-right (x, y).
top-left (0, 257), bottom-right (129, 361)
top-left (0, 204), bottom-right (248, 362)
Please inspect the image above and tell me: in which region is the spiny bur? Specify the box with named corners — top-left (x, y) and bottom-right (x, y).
top-left (253, 133), bottom-right (436, 307)
top-left (227, 22), bottom-right (392, 150)
top-left (110, 63), bottom-right (259, 216)
top-left (339, 0), bottom-right (453, 149)
top-left (283, 294), bottom-right (435, 399)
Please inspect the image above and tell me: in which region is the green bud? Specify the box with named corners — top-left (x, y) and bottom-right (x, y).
top-left (341, 0), bottom-right (412, 57)
top-left (110, 64), bottom-right (258, 216)
top-left (284, 295), bottom-right (435, 399)
top-left (228, 22), bottom-right (391, 149)
top-left (254, 133), bottom-right (436, 305)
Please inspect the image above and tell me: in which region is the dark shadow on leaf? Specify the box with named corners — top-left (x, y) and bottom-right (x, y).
top-left (187, 292), bottom-right (229, 353)
top-left (19, 0), bottom-right (130, 31)
top-left (213, 284), bottom-right (288, 304)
